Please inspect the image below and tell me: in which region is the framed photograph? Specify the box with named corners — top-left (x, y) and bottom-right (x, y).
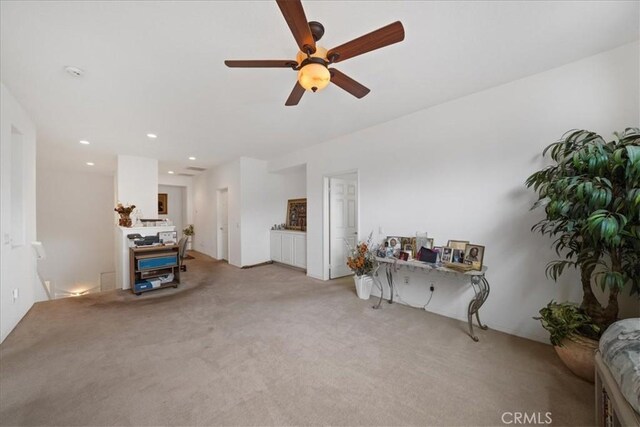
top-left (399, 251), bottom-right (410, 261)
top-left (158, 193), bottom-right (168, 215)
top-left (286, 198), bottom-right (307, 230)
top-left (441, 247), bottom-right (453, 263)
top-left (400, 237), bottom-right (411, 247)
top-left (386, 236), bottom-right (402, 250)
top-left (464, 244), bottom-right (485, 271)
top-left (416, 233), bottom-right (433, 251)
top-left (451, 248), bottom-right (465, 264)
top-left (432, 246), bottom-right (443, 263)
top-left (447, 240), bottom-right (469, 250)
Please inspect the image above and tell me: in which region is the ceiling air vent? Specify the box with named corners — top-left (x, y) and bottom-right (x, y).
top-left (178, 173), bottom-right (195, 177)
top-left (186, 167), bottom-right (207, 172)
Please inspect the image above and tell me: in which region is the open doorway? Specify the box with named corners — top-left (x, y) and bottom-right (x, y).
top-left (217, 188), bottom-right (229, 261)
top-left (325, 172), bottom-right (358, 279)
top-left (158, 184), bottom-right (187, 241)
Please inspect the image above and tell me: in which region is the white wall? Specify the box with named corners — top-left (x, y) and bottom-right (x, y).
top-left (267, 42), bottom-right (640, 342)
top-left (269, 164), bottom-right (307, 228)
top-left (159, 173), bottom-right (194, 232)
top-left (36, 167), bottom-right (115, 296)
top-left (0, 83), bottom-right (45, 343)
top-left (158, 184), bottom-right (185, 239)
top-left (194, 159), bottom-right (241, 265)
top-left (115, 155), bottom-right (158, 219)
top-left (194, 158), bottom-right (306, 267)
top-left (240, 158), bottom-right (308, 266)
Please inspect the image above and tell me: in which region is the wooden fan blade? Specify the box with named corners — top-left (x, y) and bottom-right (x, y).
top-left (327, 21), bottom-right (404, 63)
top-left (285, 82), bottom-right (305, 106)
top-left (225, 60), bottom-right (297, 68)
top-left (329, 69), bottom-right (370, 98)
top-left (276, 0), bottom-right (316, 53)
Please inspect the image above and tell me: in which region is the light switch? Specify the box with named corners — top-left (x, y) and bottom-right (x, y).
top-left (12, 288), bottom-right (19, 302)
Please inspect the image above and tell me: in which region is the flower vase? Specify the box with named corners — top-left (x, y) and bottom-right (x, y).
top-left (354, 274), bottom-right (373, 300)
top-left (119, 214), bottom-right (132, 227)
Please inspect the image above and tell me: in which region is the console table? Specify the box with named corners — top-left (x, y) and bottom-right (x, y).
top-left (372, 257), bottom-right (490, 342)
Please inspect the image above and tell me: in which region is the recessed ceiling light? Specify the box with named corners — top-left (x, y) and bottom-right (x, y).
top-left (147, 133), bottom-right (157, 139)
top-left (168, 171), bottom-right (174, 174)
top-left (188, 156), bottom-right (196, 160)
top-left (79, 140), bottom-right (90, 145)
top-left (65, 66), bottom-right (84, 77)
top-left (86, 162), bottom-right (95, 166)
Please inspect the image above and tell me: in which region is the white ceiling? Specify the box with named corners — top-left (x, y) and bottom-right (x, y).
top-left (1, 1), bottom-right (638, 175)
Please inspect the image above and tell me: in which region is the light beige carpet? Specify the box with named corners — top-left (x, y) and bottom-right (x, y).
top-left (0, 252), bottom-right (593, 426)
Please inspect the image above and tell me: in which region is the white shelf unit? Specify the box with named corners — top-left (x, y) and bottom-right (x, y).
top-left (270, 230), bottom-right (306, 269)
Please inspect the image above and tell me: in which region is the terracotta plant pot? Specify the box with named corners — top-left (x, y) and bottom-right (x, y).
top-left (554, 335), bottom-right (598, 382)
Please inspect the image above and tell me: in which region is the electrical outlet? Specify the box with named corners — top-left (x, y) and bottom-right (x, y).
top-left (404, 276), bottom-right (410, 285)
top-left (430, 284), bottom-right (435, 292)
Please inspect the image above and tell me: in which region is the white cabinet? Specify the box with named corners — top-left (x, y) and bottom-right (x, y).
top-left (270, 231), bottom-right (282, 262)
top-left (270, 230), bottom-right (306, 270)
top-left (292, 233), bottom-right (306, 269)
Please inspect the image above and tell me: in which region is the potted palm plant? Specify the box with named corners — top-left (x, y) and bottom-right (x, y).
top-left (526, 128), bottom-right (640, 381)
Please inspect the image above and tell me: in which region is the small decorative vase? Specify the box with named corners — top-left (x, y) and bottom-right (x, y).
top-left (354, 274), bottom-right (373, 300)
top-left (119, 214), bottom-right (132, 227)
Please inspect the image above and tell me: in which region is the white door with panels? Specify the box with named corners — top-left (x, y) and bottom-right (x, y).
top-left (329, 175), bottom-right (358, 279)
top-left (217, 189), bottom-right (228, 261)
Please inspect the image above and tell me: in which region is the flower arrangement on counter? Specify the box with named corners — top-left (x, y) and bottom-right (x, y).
top-left (345, 232), bottom-right (375, 277)
top-left (114, 203), bottom-right (136, 227)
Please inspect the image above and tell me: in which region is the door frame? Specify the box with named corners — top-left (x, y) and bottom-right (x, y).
top-left (216, 188), bottom-right (229, 261)
top-left (323, 169), bottom-right (359, 281)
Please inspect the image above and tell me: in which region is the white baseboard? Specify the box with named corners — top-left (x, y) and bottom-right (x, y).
top-left (370, 289), bottom-right (549, 344)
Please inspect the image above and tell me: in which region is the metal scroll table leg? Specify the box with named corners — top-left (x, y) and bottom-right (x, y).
top-left (372, 264), bottom-right (384, 310)
top-left (467, 275), bottom-right (490, 342)
top-left (372, 264), bottom-right (394, 309)
top-left (387, 264), bottom-right (394, 304)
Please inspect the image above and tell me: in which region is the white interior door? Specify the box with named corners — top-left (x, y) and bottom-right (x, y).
top-left (217, 189), bottom-right (228, 261)
top-left (329, 175), bottom-right (358, 279)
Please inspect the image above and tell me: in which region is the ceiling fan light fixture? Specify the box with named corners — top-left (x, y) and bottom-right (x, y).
top-left (296, 46), bottom-right (328, 65)
top-left (298, 62), bottom-right (330, 92)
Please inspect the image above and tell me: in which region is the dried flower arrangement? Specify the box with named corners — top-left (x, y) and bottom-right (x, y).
top-left (114, 203), bottom-right (136, 227)
top-left (345, 232), bottom-right (376, 277)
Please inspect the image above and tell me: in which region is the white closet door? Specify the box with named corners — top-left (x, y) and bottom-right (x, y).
top-left (329, 176), bottom-right (358, 279)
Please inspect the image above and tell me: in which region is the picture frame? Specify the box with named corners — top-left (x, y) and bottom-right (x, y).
top-left (386, 236), bottom-right (402, 250)
top-left (432, 246), bottom-right (443, 263)
top-left (464, 244), bottom-right (485, 271)
top-left (158, 193), bottom-right (168, 215)
top-left (441, 247), bottom-right (453, 263)
top-left (416, 233), bottom-right (433, 252)
top-left (451, 248), bottom-right (465, 264)
top-left (447, 240), bottom-right (469, 250)
top-left (286, 198), bottom-right (307, 230)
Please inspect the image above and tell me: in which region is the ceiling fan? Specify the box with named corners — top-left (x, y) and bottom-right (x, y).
top-left (224, 0), bottom-right (405, 106)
